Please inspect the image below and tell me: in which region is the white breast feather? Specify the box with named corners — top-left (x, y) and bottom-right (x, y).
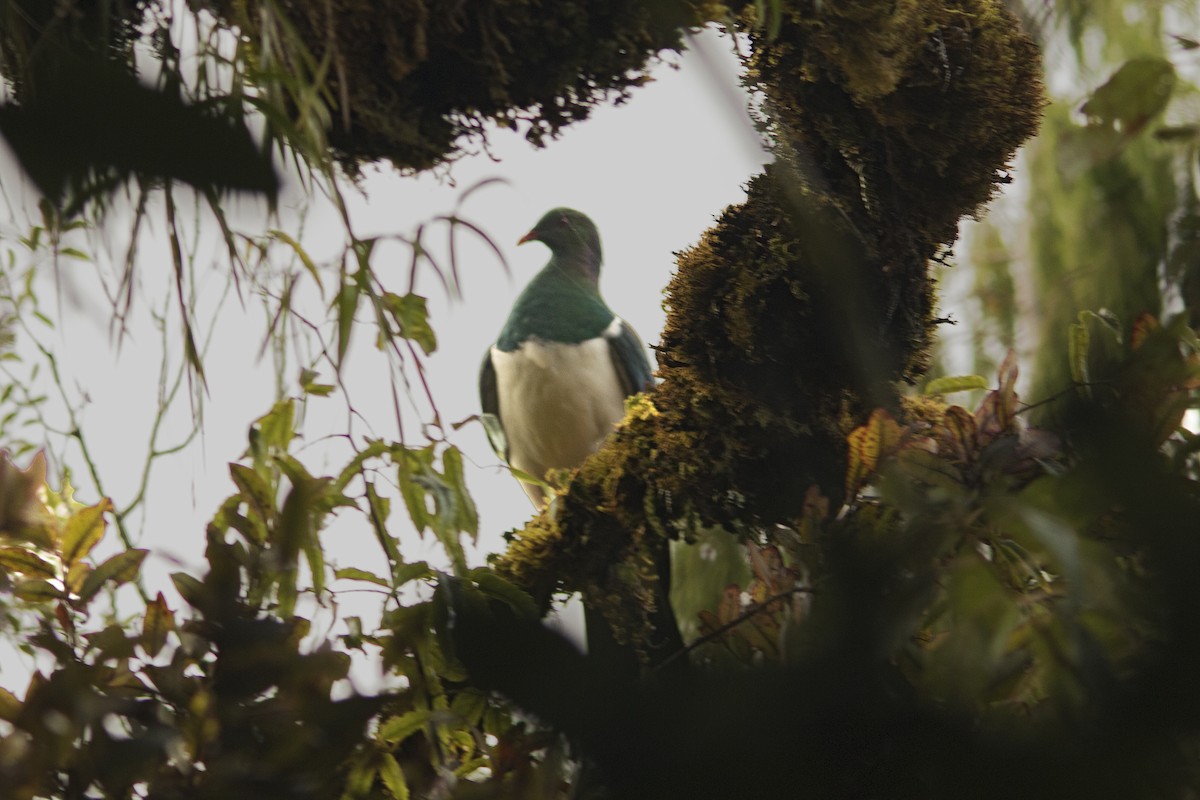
top-left (490, 336), bottom-right (627, 498)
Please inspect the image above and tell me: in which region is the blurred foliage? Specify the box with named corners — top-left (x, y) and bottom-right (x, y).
top-left (1, 0), bottom-right (1200, 799)
top-left (958, 0), bottom-right (1200, 424)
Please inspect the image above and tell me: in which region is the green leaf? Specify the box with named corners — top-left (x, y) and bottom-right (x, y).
top-left (78, 548), bottom-right (148, 602)
top-left (449, 688), bottom-right (488, 727)
top-left (0, 686), bottom-right (20, 722)
top-left (229, 463), bottom-right (276, 533)
top-left (394, 561), bottom-right (432, 587)
top-left (13, 578), bottom-right (62, 602)
top-left (268, 229), bottom-right (324, 291)
top-left (254, 399), bottom-right (296, 453)
top-left (378, 753), bottom-right (410, 800)
top-left (334, 567), bottom-right (390, 587)
top-left (0, 546), bottom-right (56, 578)
top-left (442, 446), bottom-right (478, 541)
top-left (1082, 57), bottom-right (1176, 131)
top-left (925, 375), bottom-right (989, 395)
top-left (141, 592), bottom-right (174, 658)
top-left (468, 569), bottom-right (538, 619)
top-left (170, 572), bottom-right (208, 610)
top-left (1069, 315), bottom-right (1091, 389)
top-left (383, 292), bottom-right (437, 355)
top-left (378, 709), bottom-right (431, 744)
top-left (61, 498), bottom-right (112, 567)
top-left (335, 277), bottom-right (361, 370)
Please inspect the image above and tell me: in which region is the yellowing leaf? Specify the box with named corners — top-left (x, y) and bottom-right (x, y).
top-left (77, 548), bottom-right (147, 603)
top-left (845, 408), bottom-right (905, 499)
top-left (65, 561), bottom-right (90, 594)
top-left (141, 592), bottom-right (174, 658)
top-left (924, 375), bottom-right (988, 395)
top-left (0, 545), bottom-right (56, 578)
top-left (0, 686), bottom-right (20, 722)
top-left (61, 498), bottom-right (112, 567)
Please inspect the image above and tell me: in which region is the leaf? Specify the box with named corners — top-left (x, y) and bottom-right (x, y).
top-left (394, 560), bottom-right (432, 586)
top-left (1081, 57), bottom-right (1176, 131)
top-left (0, 546), bottom-right (56, 578)
top-left (61, 498), bottom-right (113, 567)
top-left (141, 592), bottom-right (174, 658)
top-left (450, 688), bottom-right (488, 727)
top-left (1130, 312), bottom-right (1159, 351)
top-left (0, 56), bottom-right (278, 211)
top-left (77, 549), bottom-right (148, 603)
top-left (65, 561), bottom-right (90, 594)
top-left (1172, 34), bottom-right (1200, 51)
top-left (1068, 317), bottom-right (1090, 389)
top-left (925, 375), bottom-right (989, 395)
top-left (335, 277), bottom-right (361, 370)
top-left (378, 709), bottom-right (431, 744)
top-left (942, 405), bottom-right (978, 461)
top-left (13, 578), bottom-right (62, 602)
top-left (0, 686), bottom-right (20, 722)
top-left (334, 567), bottom-right (390, 588)
top-left (468, 569), bottom-right (538, 618)
top-left (896, 448), bottom-right (964, 491)
top-left (299, 366), bottom-right (335, 397)
top-left (268, 229), bottom-right (324, 291)
top-left (253, 399), bottom-right (296, 454)
top-left (231, 462), bottom-right (275, 526)
top-left (378, 753), bottom-right (410, 800)
top-left (441, 446), bottom-right (478, 542)
top-left (845, 409), bottom-right (905, 499)
top-left (383, 292), bottom-right (437, 355)
top-left (171, 572), bottom-right (208, 610)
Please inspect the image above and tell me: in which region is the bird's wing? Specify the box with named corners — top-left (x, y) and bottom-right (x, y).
top-left (604, 317), bottom-right (654, 397)
top-left (478, 349), bottom-right (509, 461)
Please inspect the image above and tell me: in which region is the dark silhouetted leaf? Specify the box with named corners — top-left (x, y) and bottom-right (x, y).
top-left (0, 57), bottom-right (277, 211)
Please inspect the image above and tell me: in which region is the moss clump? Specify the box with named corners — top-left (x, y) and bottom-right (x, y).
top-left (751, 0), bottom-right (1045, 249)
top-left (207, 0), bottom-right (717, 173)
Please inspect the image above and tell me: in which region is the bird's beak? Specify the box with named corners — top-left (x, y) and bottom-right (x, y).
top-left (517, 229), bottom-right (537, 246)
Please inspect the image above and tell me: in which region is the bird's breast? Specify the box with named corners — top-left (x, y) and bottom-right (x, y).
top-left (489, 336), bottom-right (627, 485)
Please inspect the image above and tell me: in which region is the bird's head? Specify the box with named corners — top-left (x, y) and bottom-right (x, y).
top-left (518, 208), bottom-right (602, 275)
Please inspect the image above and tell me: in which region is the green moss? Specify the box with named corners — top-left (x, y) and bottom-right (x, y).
top-left (751, 0), bottom-right (1044, 247)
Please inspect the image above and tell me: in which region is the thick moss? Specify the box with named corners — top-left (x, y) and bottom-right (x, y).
top-left (752, 0), bottom-right (1045, 248)
top-left (207, 0), bottom-right (716, 173)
